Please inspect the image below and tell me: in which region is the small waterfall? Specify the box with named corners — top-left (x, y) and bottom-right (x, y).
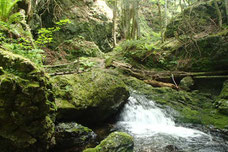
top-left (115, 93), bottom-right (228, 152)
top-left (117, 94), bottom-right (206, 138)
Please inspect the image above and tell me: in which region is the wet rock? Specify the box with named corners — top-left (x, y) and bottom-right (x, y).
top-left (0, 50), bottom-right (55, 151)
top-left (52, 69), bottom-right (130, 124)
top-left (53, 122), bottom-right (96, 151)
top-left (164, 145), bottom-right (180, 152)
top-left (180, 76), bottom-right (194, 91)
top-left (83, 131), bottom-right (134, 152)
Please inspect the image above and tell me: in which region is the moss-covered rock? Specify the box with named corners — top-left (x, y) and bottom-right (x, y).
top-left (57, 37), bottom-right (104, 60)
top-left (32, 0), bottom-right (113, 52)
top-left (52, 68), bottom-right (129, 124)
top-left (162, 0), bottom-right (228, 72)
top-left (83, 132), bottom-right (134, 152)
top-left (162, 28), bottom-right (228, 72)
top-left (122, 76), bottom-right (228, 129)
top-left (112, 40), bottom-right (164, 69)
top-left (180, 76), bottom-right (194, 91)
top-left (216, 80), bottom-right (228, 115)
top-left (165, 0), bottom-right (226, 38)
top-left (53, 122), bottom-right (96, 151)
top-left (0, 50), bottom-right (56, 151)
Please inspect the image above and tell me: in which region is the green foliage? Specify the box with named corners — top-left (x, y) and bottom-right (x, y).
top-left (0, 0), bottom-right (21, 23)
top-left (0, 31), bottom-right (5, 42)
top-left (79, 57), bottom-right (96, 71)
top-left (0, 19), bottom-right (71, 66)
top-left (1, 41), bottom-right (45, 65)
top-left (35, 19), bottom-right (71, 47)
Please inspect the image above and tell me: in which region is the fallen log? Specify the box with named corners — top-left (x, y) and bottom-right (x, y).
top-left (194, 75), bottom-right (228, 79)
top-left (144, 80), bottom-right (179, 90)
top-left (111, 61), bottom-right (228, 81)
top-left (49, 70), bottom-right (81, 76)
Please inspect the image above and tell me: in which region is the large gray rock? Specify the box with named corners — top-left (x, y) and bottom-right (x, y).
top-left (83, 132), bottom-right (134, 152)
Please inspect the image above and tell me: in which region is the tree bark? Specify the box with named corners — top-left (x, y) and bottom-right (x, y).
top-left (165, 0), bottom-right (168, 27)
top-left (113, 0), bottom-right (117, 47)
top-left (214, 0), bottom-right (223, 28)
top-left (144, 80), bottom-right (179, 90)
top-left (225, 0), bottom-right (228, 24)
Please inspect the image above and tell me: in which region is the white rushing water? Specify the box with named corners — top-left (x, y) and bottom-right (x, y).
top-left (117, 94), bottom-right (207, 138)
top-left (116, 93), bottom-right (228, 152)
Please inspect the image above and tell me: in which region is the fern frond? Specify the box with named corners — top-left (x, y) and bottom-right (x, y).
top-left (8, 12), bottom-right (22, 24)
top-left (0, 0), bottom-right (21, 22)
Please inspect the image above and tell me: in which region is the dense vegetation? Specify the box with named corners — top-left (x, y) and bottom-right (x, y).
top-left (0, 0), bottom-right (227, 151)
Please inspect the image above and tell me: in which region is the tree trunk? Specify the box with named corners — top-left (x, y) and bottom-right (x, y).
top-left (165, 0), bottom-right (168, 27)
top-left (157, 1), bottom-right (162, 30)
top-left (225, 0), bottom-right (228, 24)
top-left (113, 0), bottom-right (117, 47)
top-left (144, 80), bottom-right (179, 90)
top-left (214, 0), bottom-right (223, 28)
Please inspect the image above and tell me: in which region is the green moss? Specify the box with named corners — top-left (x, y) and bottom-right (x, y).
top-left (0, 67), bottom-right (4, 75)
top-left (218, 80), bottom-right (228, 99)
top-left (49, 2), bottom-right (113, 52)
top-left (58, 37), bottom-right (104, 61)
top-left (216, 80), bottom-right (228, 115)
top-left (0, 50), bottom-right (56, 151)
top-left (52, 68), bottom-right (129, 123)
top-left (105, 57), bottom-right (114, 68)
top-left (165, 0), bottom-right (226, 38)
top-left (83, 132), bottom-right (133, 152)
top-left (54, 122), bottom-right (95, 151)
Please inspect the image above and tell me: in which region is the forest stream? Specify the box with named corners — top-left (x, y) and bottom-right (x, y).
top-left (115, 93), bottom-right (228, 152)
top-left (0, 0), bottom-right (228, 151)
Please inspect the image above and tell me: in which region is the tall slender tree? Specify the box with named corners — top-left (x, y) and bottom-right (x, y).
top-left (120, 0), bottom-right (140, 40)
top-left (164, 0), bottom-right (168, 27)
top-left (113, 0), bottom-right (117, 47)
top-left (214, 0), bottom-right (222, 28)
top-left (225, 0), bottom-right (228, 24)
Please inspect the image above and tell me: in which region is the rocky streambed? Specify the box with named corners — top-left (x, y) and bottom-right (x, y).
top-left (0, 50), bottom-right (228, 152)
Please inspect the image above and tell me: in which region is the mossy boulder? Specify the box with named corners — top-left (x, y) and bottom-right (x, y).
top-left (162, 0), bottom-right (228, 72)
top-left (53, 122), bottom-right (96, 151)
top-left (162, 29), bottom-right (228, 72)
top-left (83, 132), bottom-right (134, 152)
top-left (33, 0), bottom-right (113, 52)
top-left (0, 50), bottom-right (55, 151)
top-left (114, 40), bottom-right (163, 68)
top-left (52, 69), bottom-right (130, 124)
top-left (180, 76), bottom-right (194, 91)
top-left (216, 80), bottom-right (228, 115)
top-left (57, 37), bottom-right (104, 60)
top-left (165, 0), bottom-right (226, 38)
